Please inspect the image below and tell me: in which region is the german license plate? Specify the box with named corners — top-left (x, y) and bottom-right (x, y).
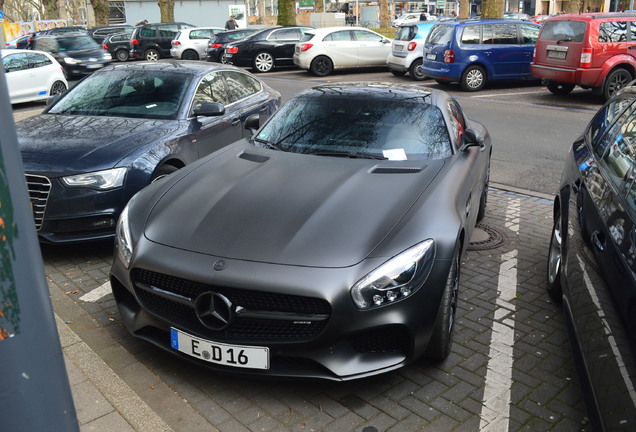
top-left (394, 44), bottom-right (404, 51)
top-left (426, 53), bottom-right (436, 60)
top-left (170, 327), bottom-right (269, 370)
top-left (86, 64), bottom-right (103, 69)
top-left (547, 50), bottom-right (566, 60)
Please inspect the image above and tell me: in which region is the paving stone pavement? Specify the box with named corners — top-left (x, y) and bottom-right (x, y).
top-left (43, 186), bottom-right (592, 432)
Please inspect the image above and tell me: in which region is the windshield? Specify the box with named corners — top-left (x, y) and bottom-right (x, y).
top-left (540, 20), bottom-right (586, 42)
top-left (256, 94), bottom-right (452, 160)
top-left (57, 35), bottom-right (101, 51)
top-left (49, 69), bottom-right (192, 120)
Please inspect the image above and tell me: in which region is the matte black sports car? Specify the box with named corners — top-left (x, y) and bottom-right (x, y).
top-left (17, 61), bottom-right (280, 243)
top-left (224, 26), bottom-right (312, 72)
top-left (110, 83), bottom-right (492, 380)
top-left (546, 83), bottom-right (636, 429)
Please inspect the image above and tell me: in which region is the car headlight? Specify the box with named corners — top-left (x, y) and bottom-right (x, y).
top-left (116, 203), bottom-right (133, 268)
top-left (63, 57), bottom-right (79, 64)
top-left (61, 168), bottom-right (127, 190)
top-left (351, 239), bottom-right (435, 310)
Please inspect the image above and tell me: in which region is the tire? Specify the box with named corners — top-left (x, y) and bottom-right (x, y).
top-left (115, 49), bottom-right (129, 62)
top-left (151, 164), bottom-right (179, 183)
top-left (460, 65), bottom-right (486, 91)
top-left (310, 56), bottom-right (333, 77)
top-left (182, 49), bottom-right (199, 61)
top-left (409, 58), bottom-right (426, 81)
top-left (253, 51), bottom-right (274, 72)
top-left (144, 49), bottom-right (160, 61)
top-left (602, 68), bottom-right (632, 100)
top-left (49, 80), bottom-right (67, 98)
top-left (546, 81), bottom-right (574, 95)
top-left (426, 247), bottom-right (460, 360)
top-left (547, 210), bottom-right (563, 301)
top-left (220, 50), bottom-right (229, 64)
top-left (390, 69), bottom-right (406, 77)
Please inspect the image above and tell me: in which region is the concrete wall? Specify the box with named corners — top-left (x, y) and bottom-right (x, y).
top-left (123, 0), bottom-right (241, 28)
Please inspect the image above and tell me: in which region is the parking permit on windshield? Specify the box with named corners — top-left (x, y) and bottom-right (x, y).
top-left (383, 148), bottom-right (407, 160)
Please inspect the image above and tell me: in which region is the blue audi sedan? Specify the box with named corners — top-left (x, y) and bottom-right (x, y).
top-left (16, 61), bottom-right (280, 243)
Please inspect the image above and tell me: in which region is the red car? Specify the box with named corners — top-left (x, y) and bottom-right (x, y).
top-left (530, 12), bottom-right (636, 99)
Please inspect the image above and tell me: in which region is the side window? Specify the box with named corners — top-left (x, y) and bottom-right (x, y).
top-left (327, 31), bottom-right (352, 41)
top-left (597, 104), bottom-right (636, 186)
top-left (139, 27), bottom-right (155, 37)
top-left (193, 72), bottom-right (228, 108)
top-left (270, 29), bottom-right (300, 41)
top-left (157, 25), bottom-right (178, 38)
top-left (353, 30), bottom-right (383, 42)
top-left (190, 30), bottom-right (209, 40)
top-left (590, 99), bottom-right (635, 155)
top-left (492, 24), bottom-right (519, 44)
top-left (631, 21), bottom-right (636, 41)
top-left (3, 53), bottom-right (30, 72)
top-left (599, 21), bottom-right (628, 42)
top-left (224, 71), bottom-right (261, 103)
top-left (520, 24), bottom-right (540, 44)
top-left (461, 25), bottom-right (481, 44)
top-left (27, 53), bottom-right (52, 68)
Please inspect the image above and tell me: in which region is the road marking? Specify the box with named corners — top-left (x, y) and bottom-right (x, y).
top-left (79, 281), bottom-right (111, 302)
top-left (470, 90), bottom-right (542, 98)
top-left (479, 197), bottom-right (520, 431)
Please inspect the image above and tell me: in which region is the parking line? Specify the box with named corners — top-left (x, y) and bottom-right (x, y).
top-left (79, 281), bottom-right (111, 302)
top-left (479, 197), bottom-right (521, 430)
top-left (470, 90), bottom-right (541, 98)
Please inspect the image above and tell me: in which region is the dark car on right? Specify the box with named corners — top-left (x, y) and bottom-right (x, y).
top-left (130, 22), bottom-right (195, 61)
top-left (224, 25), bottom-right (312, 72)
top-left (547, 82), bottom-right (636, 430)
top-left (89, 24), bottom-right (135, 44)
top-left (206, 28), bottom-right (261, 63)
top-left (103, 31), bottom-right (134, 62)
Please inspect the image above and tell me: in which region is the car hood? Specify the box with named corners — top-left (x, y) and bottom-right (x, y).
top-left (145, 142), bottom-right (445, 267)
top-left (17, 114), bottom-right (180, 176)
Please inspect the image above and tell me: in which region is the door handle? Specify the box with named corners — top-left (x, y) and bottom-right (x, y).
top-left (591, 231), bottom-right (605, 252)
top-left (231, 117), bottom-right (240, 126)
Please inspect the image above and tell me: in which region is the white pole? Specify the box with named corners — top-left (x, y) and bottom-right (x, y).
top-left (356, 0), bottom-right (359, 25)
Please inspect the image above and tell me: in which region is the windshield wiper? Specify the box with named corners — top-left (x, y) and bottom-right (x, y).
top-left (254, 137), bottom-right (283, 151)
top-left (311, 150), bottom-right (387, 160)
top-left (556, 37), bottom-right (574, 43)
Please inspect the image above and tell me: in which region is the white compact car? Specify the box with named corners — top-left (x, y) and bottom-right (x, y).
top-left (1, 49), bottom-right (68, 104)
top-left (170, 27), bottom-right (224, 60)
top-left (293, 27), bottom-right (392, 77)
top-left (391, 13), bottom-right (422, 27)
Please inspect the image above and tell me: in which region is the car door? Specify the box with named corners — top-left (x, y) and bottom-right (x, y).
top-left (189, 29), bottom-right (214, 57)
top-left (3, 52), bottom-right (36, 102)
top-left (268, 28), bottom-right (309, 62)
top-left (222, 70), bottom-right (275, 137)
top-left (352, 29), bottom-right (391, 66)
top-left (321, 30), bottom-right (359, 67)
top-left (481, 23), bottom-right (527, 78)
top-left (156, 24), bottom-right (179, 56)
top-left (188, 72), bottom-right (243, 158)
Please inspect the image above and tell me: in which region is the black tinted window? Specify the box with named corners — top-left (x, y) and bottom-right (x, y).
top-left (224, 71), bottom-right (261, 103)
top-left (540, 20), bottom-right (586, 42)
top-left (395, 25), bottom-right (417, 41)
top-left (427, 25), bottom-right (454, 45)
top-left (599, 21), bottom-right (628, 42)
top-left (270, 29), bottom-right (299, 40)
top-left (139, 27), bottom-right (155, 37)
top-left (598, 104), bottom-right (636, 187)
top-left (157, 25), bottom-right (179, 38)
top-left (28, 52), bottom-right (52, 67)
top-left (3, 53), bottom-right (30, 72)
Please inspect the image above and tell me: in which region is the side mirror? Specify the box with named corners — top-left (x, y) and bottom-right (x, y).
top-left (193, 102), bottom-right (225, 117)
top-left (461, 128), bottom-right (484, 150)
top-left (245, 114), bottom-right (260, 134)
top-left (382, 38), bottom-right (390, 44)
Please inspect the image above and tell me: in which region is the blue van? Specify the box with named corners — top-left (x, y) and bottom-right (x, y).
top-left (387, 21), bottom-right (438, 81)
top-left (420, 20), bottom-right (541, 91)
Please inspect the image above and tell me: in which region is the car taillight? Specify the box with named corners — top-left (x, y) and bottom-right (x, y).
top-left (580, 47), bottom-right (592, 68)
top-left (131, 39), bottom-right (139, 45)
top-left (103, 44), bottom-right (109, 49)
top-left (210, 43), bottom-right (222, 48)
top-left (407, 42), bottom-right (417, 51)
top-left (227, 46), bottom-right (238, 54)
top-left (444, 49), bottom-right (454, 63)
top-left (172, 41), bottom-right (180, 46)
top-left (300, 43), bottom-right (313, 51)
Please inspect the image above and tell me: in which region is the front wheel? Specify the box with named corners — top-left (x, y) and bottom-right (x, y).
top-left (49, 80), bottom-right (67, 98)
top-left (409, 58), bottom-right (426, 81)
top-left (253, 51), bottom-right (274, 72)
top-left (310, 56), bottom-right (333, 77)
top-left (151, 164), bottom-right (179, 183)
top-left (426, 247), bottom-right (460, 360)
top-left (144, 49), bottom-right (160, 61)
top-left (116, 49), bottom-right (129, 62)
top-left (460, 65), bottom-right (486, 91)
top-left (547, 210), bottom-right (563, 301)
top-left (546, 81), bottom-right (574, 95)
top-left (602, 68), bottom-right (632, 100)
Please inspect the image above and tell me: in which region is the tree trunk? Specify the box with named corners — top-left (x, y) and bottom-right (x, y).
top-left (42, 0), bottom-right (59, 20)
top-left (379, 0), bottom-right (390, 28)
top-left (89, 0), bottom-right (110, 25)
top-left (480, 0), bottom-right (503, 18)
top-left (314, 0), bottom-right (324, 13)
top-left (277, 0), bottom-right (296, 25)
top-left (158, 0), bottom-right (175, 23)
top-left (459, 0), bottom-right (470, 18)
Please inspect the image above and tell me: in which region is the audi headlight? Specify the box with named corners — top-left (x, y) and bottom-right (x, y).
top-left (351, 239), bottom-right (435, 310)
top-left (63, 57), bottom-right (79, 64)
top-left (116, 203), bottom-right (133, 268)
top-left (62, 168), bottom-right (127, 190)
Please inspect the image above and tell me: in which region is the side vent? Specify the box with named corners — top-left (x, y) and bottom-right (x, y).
top-left (238, 152), bottom-right (269, 163)
top-left (370, 166), bottom-right (422, 174)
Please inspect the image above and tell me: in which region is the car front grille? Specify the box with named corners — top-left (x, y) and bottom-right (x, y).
top-left (131, 268), bottom-right (331, 342)
top-left (25, 174), bottom-right (51, 230)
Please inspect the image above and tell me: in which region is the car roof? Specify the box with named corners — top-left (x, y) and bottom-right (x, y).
top-left (1, 48), bottom-right (54, 58)
top-left (439, 18), bottom-right (538, 26)
top-left (306, 26), bottom-right (379, 34)
top-left (300, 82), bottom-right (447, 105)
top-left (93, 60), bottom-right (250, 77)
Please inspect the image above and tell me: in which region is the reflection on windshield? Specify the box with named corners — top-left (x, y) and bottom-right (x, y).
top-left (256, 94), bottom-right (452, 160)
top-left (49, 69), bottom-right (192, 120)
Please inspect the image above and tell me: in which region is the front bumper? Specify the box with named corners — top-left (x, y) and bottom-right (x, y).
top-left (110, 237), bottom-right (450, 380)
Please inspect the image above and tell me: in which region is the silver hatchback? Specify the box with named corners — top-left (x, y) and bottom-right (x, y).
top-left (170, 27), bottom-right (224, 60)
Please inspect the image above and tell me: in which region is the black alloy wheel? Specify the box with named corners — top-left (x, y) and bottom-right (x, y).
top-left (547, 210), bottom-right (563, 301)
top-left (182, 50), bottom-right (199, 61)
top-left (310, 56), bottom-right (333, 77)
top-left (50, 80), bottom-right (67, 97)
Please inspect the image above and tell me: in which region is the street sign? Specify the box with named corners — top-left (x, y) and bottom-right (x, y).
top-left (436, 1), bottom-right (445, 7)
